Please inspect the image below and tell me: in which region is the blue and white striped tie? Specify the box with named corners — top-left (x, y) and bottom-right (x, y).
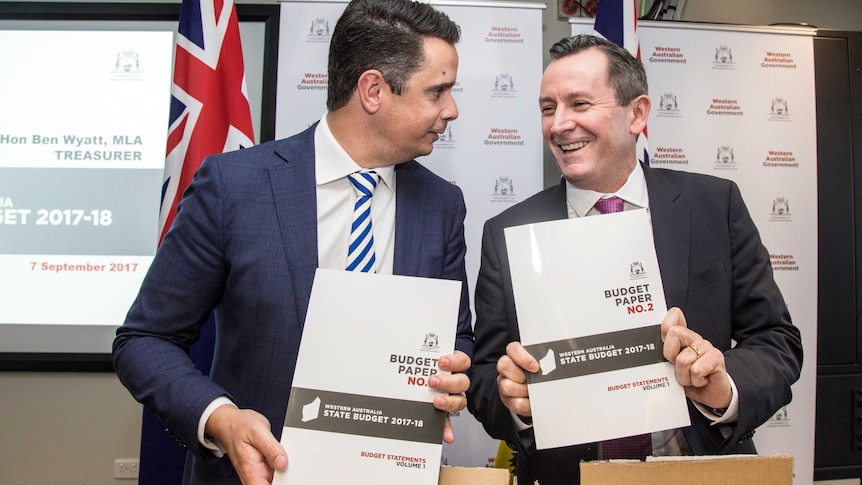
top-left (346, 170), bottom-right (379, 273)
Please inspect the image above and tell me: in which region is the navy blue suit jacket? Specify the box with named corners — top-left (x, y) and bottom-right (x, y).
top-left (113, 124), bottom-right (473, 483)
top-left (466, 164), bottom-right (803, 485)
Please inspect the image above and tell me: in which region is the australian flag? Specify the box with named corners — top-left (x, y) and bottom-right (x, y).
top-left (594, 0), bottom-right (649, 165)
top-left (160, 0), bottom-right (255, 243)
top-left (141, 0), bottom-right (254, 483)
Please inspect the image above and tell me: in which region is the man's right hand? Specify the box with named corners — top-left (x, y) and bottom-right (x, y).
top-left (497, 341), bottom-right (540, 417)
top-left (206, 405), bottom-right (288, 485)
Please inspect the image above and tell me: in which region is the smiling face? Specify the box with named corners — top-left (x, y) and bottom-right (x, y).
top-left (378, 36), bottom-right (459, 162)
top-left (539, 47), bottom-right (647, 193)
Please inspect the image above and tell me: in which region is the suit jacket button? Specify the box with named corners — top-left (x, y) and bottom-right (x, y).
top-left (166, 427), bottom-right (188, 449)
top-left (737, 430), bottom-right (755, 444)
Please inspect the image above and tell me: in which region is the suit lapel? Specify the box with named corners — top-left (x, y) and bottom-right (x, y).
top-left (643, 165), bottom-right (690, 309)
top-left (542, 178), bottom-right (569, 222)
top-left (269, 128), bottom-right (319, 328)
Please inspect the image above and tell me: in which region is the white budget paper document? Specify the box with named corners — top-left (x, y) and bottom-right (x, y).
top-left (505, 209), bottom-right (690, 450)
top-left (273, 269), bottom-right (460, 484)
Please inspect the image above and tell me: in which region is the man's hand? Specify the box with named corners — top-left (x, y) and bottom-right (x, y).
top-left (496, 341), bottom-right (539, 417)
top-left (206, 405), bottom-right (288, 485)
top-left (661, 307), bottom-right (732, 409)
top-left (429, 350), bottom-right (471, 443)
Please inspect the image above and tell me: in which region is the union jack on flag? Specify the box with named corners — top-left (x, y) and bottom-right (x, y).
top-left (594, 0), bottom-right (649, 165)
top-left (160, 0), bottom-right (255, 244)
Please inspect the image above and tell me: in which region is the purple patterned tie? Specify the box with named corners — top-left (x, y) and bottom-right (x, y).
top-left (601, 434), bottom-right (652, 460)
top-left (594, 195), bottom-right (651, 459)
top-left (593, 196), bottom-right (624, 214)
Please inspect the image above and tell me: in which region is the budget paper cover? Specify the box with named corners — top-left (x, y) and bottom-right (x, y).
top-left (505, 209), bottom-right (690, 450)
top-left (274, 269), bottom-right (460, 484)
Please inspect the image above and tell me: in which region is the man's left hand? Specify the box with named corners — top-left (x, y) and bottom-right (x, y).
top-left (661, 307), bottom-right (732, 410)
top-left (429, 350), bottom-right (471, 443)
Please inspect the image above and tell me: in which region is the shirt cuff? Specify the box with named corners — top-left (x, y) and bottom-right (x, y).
top-left (509, 409), bottom-right (533, 431)
top-left (694, 374), bottom-right (740, 424)
top-left (198, 396), bottom-right (237, 457)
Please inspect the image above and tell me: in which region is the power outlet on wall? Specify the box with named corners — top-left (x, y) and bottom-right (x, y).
top-left (114, 458), bottom-right (139, 479)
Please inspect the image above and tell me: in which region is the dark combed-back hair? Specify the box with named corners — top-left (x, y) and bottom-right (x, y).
top-left (326, 0), bottom-right (461, 111)
top-left (548, 34), bottom-right (648, 105)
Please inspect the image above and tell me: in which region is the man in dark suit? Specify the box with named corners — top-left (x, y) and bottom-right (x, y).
top-left (112, 0), bottom-right (472, 483)
top-left (466, 34), bottom-right (803, 484)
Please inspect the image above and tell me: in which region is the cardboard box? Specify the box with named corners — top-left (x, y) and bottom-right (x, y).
top-left (439, 466), bottom-right (511, 485)
top-left (580, 455), bottom-right (793, 485)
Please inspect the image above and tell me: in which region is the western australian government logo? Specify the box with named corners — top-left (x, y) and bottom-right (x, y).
top-left (306, 16), bottom-right (333, 42)
top-left (767, 406), bottom-right (791, 428)
top-left (297, 73), bottom-right (328, 92)
top-left (655, 92), bottom-right (681, 118)
top-left (421, 333), bottom-right (440, 352)
top-left (112, 49), bottom-right (143, 80)
top-left (648, 45), bottom-right (687, 64)
top-left (761, 50), bottom-right (797, 70)
top-left (485, 26), bottom-right (525, 45)
top-left (770, 253), bottom-right (799, 272)
top-left (629, 261), bottom-right (647, 280)
top-left (769, 97), bottom-right (791, 121)
top-left (433, 126), bottom-right (455, 149)
top-left (712, 45), bottom-right (735, 70)
top-left (707, 98), bottom-right (743, 117)
top-left (485, 128), bottom-right (524, 147)
top-left (651, 147), bottom-right (689, 166)
top-left (764, 150), bottom-right (798, 168)
top-left (491, 73), bottom-right (516, 98)
top-left (492, 176), bottom-right (517, 203)
top-left (770, 197), bottom-right (792, 222)
top-left (714, 144), bottom-right (737, 171)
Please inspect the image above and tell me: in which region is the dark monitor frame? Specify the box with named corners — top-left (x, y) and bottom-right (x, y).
top-left (0, 2), bottom-right (280, 372)
top-left (813, 28), bottom-right (862, 480)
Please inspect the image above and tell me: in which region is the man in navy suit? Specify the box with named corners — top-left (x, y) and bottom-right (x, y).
top-left (113, 0), bottom-right (473, 483)
top-left (466, 35), bottom-right (803, 484)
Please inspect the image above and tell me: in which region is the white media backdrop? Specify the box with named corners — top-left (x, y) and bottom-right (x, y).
top-left (572, 18), bottom-right (818, 484)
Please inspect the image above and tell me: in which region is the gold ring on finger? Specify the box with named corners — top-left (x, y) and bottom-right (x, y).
top-left (688, 344), bottom-right (701, 358)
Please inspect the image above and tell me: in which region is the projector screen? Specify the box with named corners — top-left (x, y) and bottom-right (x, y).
top-left (0, 29), bottom-right (172, 366)
top-left (0, 3), bottom-right (280, 370)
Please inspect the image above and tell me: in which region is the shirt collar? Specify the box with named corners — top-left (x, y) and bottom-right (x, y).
top-left (565, 161), bottom-right (649, 217)
top-left (314, 113), bottom-right (395, 190)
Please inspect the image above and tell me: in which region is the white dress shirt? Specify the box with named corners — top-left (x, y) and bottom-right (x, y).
top-left (314, 114), bottom-right (396, 274)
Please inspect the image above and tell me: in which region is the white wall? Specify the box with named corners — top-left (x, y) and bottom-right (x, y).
top-left (0, 372), bottom-right (142, 485)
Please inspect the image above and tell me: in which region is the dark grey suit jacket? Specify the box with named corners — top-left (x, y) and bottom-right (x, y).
top-left (113, 123), bottom-right (473, 484)
top-left (466, 164), bottom-right (803, 485)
